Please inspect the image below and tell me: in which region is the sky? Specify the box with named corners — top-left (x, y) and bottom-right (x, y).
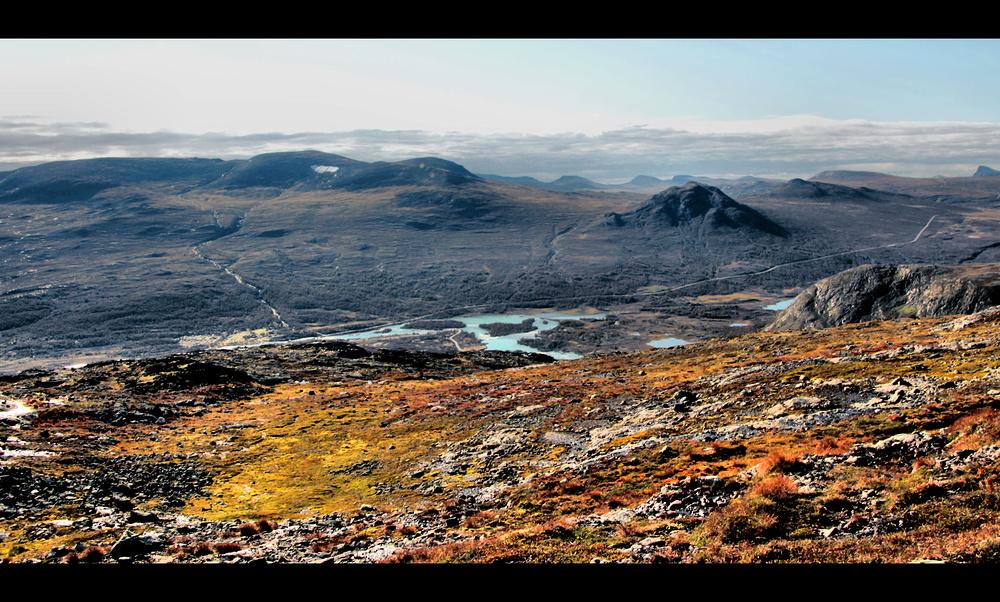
top-left (2, 38), bottom-right (999, 182)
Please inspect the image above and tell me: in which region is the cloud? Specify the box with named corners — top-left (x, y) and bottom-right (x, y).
top-left (1, 116), bottom-right (998, 181)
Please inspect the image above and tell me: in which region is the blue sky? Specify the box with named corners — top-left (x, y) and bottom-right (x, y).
top-left (1, 39), bottom-right (998, 181)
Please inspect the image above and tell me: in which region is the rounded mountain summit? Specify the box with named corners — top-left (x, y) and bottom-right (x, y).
top-left (614, 182), bottom-right (789, 238)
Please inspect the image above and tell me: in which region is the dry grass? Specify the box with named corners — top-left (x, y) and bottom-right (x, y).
top-left (755, 450), bottom-right (801, 476)
top-left (947, 408), bottom-right (1000, 451)
top-left (811, 436), bottom-right (853, 456)
top-left (752, 475), bottom-right (799, 499)
top-left (63, 545), bottom-right (107, 564)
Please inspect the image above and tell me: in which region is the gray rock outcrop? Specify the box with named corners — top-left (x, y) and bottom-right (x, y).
top-left (766, 263), bottom-right (1000, 331)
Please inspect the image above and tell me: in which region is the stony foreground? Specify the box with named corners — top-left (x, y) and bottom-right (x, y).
top-left (4, 312), bottom-right (1000, 563)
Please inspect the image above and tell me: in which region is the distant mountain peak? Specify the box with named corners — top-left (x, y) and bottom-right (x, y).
top-left (207, 152), bottom-right (479, 192)
top-left (774, 178), bottom-right (831, 198)
top-left (629, 182), bottom-right (788, 237)
top-left (626, 175), bottom-right (666, 186)
top-left (547, 175), bottom-right (605, 190)
top-left (810, 170), bottom-right (893, 181)
top-left (974, 165), bottom-right (1000, 177)
top-left (769, 178), bottom-right (919, 205)
top-left (477, 174), bottom-right (605, 192)
top-left (394, 157), bottom-right (477, 178)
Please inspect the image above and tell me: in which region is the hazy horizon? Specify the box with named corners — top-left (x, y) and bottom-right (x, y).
top-left (2, 39), bottom-right (998, 182)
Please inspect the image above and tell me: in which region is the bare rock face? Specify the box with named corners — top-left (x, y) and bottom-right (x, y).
top-left (766, 263), bottom-right (1000, 331)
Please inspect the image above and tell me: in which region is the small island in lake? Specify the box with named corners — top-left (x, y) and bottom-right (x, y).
top-left (479, 318), bottom-right (537, 337)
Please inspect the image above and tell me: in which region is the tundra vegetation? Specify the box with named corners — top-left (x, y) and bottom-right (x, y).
top-left (4, 309), bottom-right (1000, 563)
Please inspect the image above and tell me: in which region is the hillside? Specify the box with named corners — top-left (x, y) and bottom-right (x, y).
top-left (5, 308), bottom-right (1000, 563)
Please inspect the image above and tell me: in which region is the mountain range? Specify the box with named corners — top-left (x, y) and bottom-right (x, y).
top-left (3, 151), bottom-right (1000, 373)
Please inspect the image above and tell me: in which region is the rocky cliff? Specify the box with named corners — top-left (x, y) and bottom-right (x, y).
top-left (766, 263), bottom-right (1000, 331)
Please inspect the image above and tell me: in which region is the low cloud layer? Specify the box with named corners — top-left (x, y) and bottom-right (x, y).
top-left (1, 117), bottom-right (997, 182)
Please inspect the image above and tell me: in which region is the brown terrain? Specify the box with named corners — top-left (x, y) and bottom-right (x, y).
top-left (5, 303), bottom-right (1000, 563)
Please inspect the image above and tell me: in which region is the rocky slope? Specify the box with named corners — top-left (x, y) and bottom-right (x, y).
top-left (5, 307), bottom-right (1000, 563)
top-left (767, 264), bottom-right (1000, 331)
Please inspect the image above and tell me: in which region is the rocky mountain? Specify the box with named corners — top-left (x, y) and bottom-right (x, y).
top-left (974, 165), bottom-right (1000, 177)
top-left (624, 183), bottom-right (789, 238)
top-left (767, 263), bottom-right (1000, 331)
